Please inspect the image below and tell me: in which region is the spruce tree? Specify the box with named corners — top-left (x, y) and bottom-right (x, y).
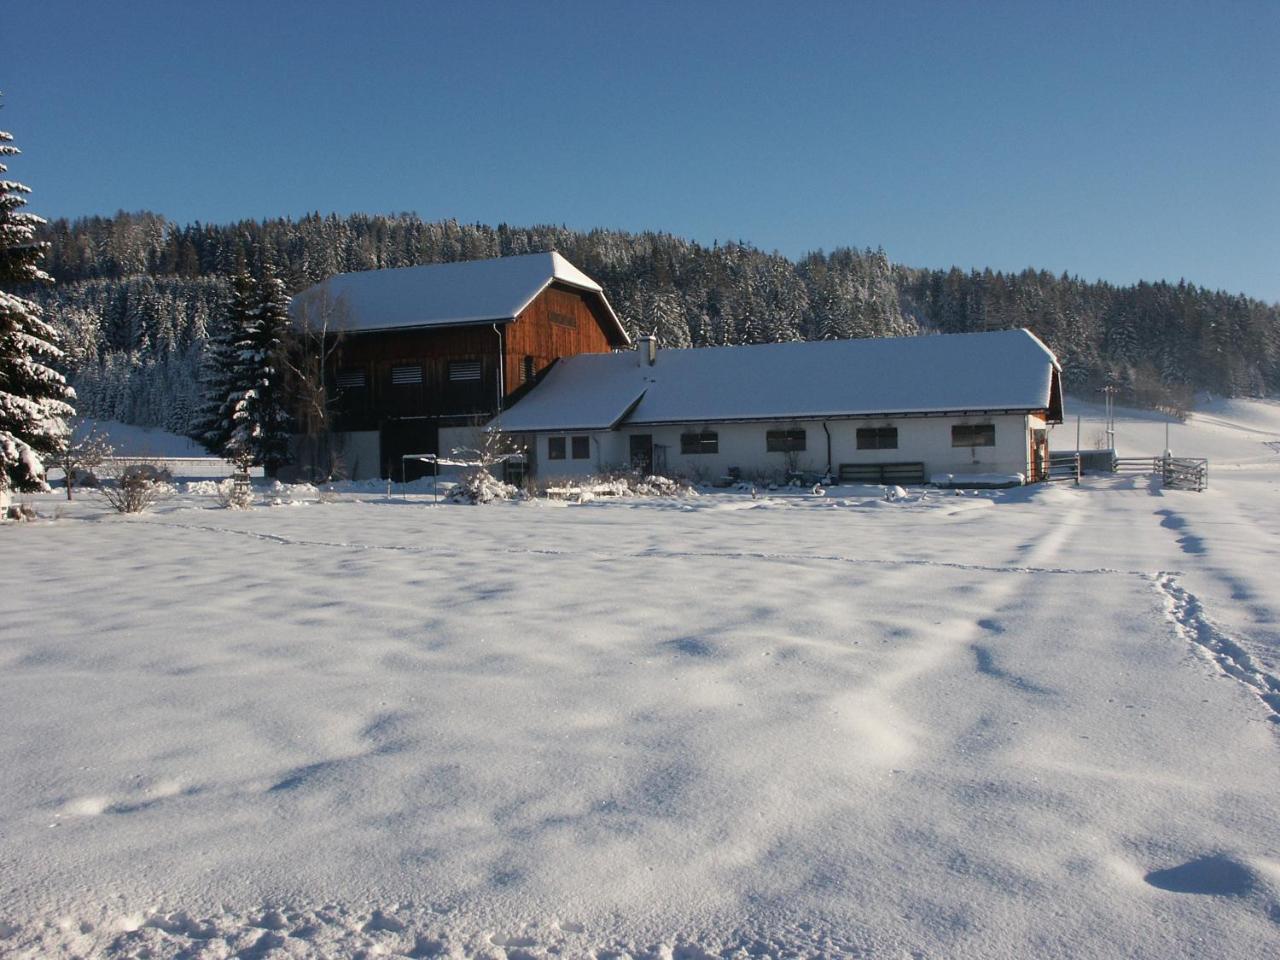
top-left (0, 117), bottom-right (74, 502)
top-left (226, 267), bottom-right (292, 476)
top-left (192, 271), bottom-right (254, 455)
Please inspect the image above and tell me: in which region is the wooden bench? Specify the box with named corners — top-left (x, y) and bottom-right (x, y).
top-left (837, 462), bottom-right (926, 485)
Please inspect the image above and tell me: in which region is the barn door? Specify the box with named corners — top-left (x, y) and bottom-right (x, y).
top-left (380, 418), bottom-right (438, 481)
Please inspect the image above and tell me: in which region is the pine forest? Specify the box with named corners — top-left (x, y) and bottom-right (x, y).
top-left (28, 211), bottom-right (1280, 437)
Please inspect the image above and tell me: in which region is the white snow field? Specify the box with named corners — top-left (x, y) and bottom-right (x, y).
top-left (2, 401), bottom-right (1279, 959)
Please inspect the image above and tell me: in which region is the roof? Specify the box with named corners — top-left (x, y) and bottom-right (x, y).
top-left (291, 251), bottom-right (628, 341)
top-left (496, 329), bottom-right (1062, 432)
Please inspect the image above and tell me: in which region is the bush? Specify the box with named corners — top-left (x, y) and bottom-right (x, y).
top-left (4, 501), bottom-right (38, 522)
top-left (214, 477), bottom-right (256, 510)
top-left (96, 460), bottom-right (173, 514)
top-left (447, 468), bottom-right (523, 504)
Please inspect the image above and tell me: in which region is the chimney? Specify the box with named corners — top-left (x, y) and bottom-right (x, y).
top-left (637, 334), bottom-right (658, 366)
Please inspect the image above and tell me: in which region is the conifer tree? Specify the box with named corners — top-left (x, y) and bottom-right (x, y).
top-left (192, 272), bottom-right (254, 455)
top-left (0, 114), bottom-right (74, 502)
top-left (226, 267), bottom-right (292, 476)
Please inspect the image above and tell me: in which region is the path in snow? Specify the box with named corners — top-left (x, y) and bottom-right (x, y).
top-left (4, 396), bottom-right (1280, 959)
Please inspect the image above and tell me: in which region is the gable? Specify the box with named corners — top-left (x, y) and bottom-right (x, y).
top-left (291, 252), bottom-right (628, 342)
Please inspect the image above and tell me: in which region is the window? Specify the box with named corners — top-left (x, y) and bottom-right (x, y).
top-left (681, 431), bottom-right (719, 455)
top-left (548, 436), bottom-right (566, 460)
top-left (549, 310), bottom-right (577, 329)
top-left (391, 364), bottom-right (423, 385)
top-left (857, 426), bottom-right (898, 450)
top-left (571, 435), bottom-right (590, 460)
top-left (766, 428), bottom-right (806, 452)
top-left (952, 424), bottom-right (996, 447)
top-left (336, 368), bottom-right (366, 389)
top-left (448, 359), bottom-right (482, 382)
top-left (522, 356), bottom-right (536, 383)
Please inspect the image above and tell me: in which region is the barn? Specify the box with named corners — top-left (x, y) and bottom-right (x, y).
top-left (289, 254), bottom-right (1063, 486)
top-left (495, 329), bottom-right (1064, 486)
top-left (288, 252), bottom-right (629, 480)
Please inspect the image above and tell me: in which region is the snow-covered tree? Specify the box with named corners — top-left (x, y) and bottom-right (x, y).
top-left (226, 267), bottom-right (292, 476)
top-left (0, 117), bottom-right (74, 503)
top-left (192, 272), bottom-right (254, 455)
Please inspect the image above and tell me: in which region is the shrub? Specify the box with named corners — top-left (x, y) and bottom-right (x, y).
top-left (447, 468), bottom-right (523, 504)
top-left (96, 460), bottom-right (173, 514)
top-left (214, 477), bottom-right (256, 510)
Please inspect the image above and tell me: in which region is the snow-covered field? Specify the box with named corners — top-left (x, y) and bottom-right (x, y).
top-left (2, 400), bottom-right (1279, 959)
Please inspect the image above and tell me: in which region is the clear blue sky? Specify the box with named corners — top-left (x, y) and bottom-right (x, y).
top-left (5, 0), bottom-right (1278, 302)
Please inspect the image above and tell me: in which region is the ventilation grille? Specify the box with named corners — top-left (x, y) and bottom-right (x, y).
top-left (391, 365), bottom-right (423, 385)
top-left (448, 360), bottom-right (482, 382)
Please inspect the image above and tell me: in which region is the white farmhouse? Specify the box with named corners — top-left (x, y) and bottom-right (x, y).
top-left (495, 329), bottom-right (1064, 486)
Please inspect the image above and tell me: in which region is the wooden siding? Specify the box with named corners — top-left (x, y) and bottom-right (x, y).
top-left (329, 325), bottom-right (503, 431)
top-left (326, 282), bottom-right (624, 431)
top-left (503, 281), bottom-right (625, 398)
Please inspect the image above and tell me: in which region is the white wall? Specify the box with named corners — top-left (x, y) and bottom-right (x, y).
top-left (334, 430), bottom-right (380, 481)
top-left (528, 414), bottom-right (1033, 483)
top-left (532, 431), bottom-right (626, 481)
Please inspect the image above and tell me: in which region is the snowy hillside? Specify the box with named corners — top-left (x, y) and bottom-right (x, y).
top-left (1, 401), bottom-right (1278, 959)
top-left (73, 420), bottom-right (208, 458)
top-left (1064, 395), bottom-right (1280, 466)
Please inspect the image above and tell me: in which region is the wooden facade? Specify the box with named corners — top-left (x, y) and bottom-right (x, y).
top-left (325, 280), bottom-right (625, 477)
top-left (503, 282), bottom-right (622, 397)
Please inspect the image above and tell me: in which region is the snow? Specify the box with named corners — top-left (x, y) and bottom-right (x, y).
top-left (292, 252), bottom-right (627, 339)
top-left (931, 472), bottom-right (1026, 488)
top-left (1063, 395), bottom-right (1280, 467)
top-left (2, 400), bottom-right (1280, 958)
top-left (498, 329), bottom-right (1059, 432)
top-left (72, 420), bottom-right (207, 459)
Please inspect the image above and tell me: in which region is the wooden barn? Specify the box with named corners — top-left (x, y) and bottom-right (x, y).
top-left (289, 252), bottom-right (629, 480)
top-left (496, 329), bottom-right (1065, 486)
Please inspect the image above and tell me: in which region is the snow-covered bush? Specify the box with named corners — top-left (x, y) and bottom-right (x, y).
top-left (96, 460), bottom-right (173, 514)
top-left (447, 468), bottom-right (522, 505)
top-left (4, 500), bottom-right (37, 522)
top-left (214, 477), bottom-right (255, 510)
top-left (631, 474), bottom-right (695, 497)
top-left (539, 472), bottom-right (698, 500)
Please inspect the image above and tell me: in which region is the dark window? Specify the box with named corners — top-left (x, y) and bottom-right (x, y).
top-left (681, 431), bottom-right (719, 455)
top-left (391, 364), bottom-right (423, 385)
top-left (766, 428), bottom-right (806, 452)
top-left (549, 310), bottom-right (577, 329)
top-left (336, 368), bottom-right (366, 389)
top-left (952, 424), bottom-right (996, 447)
top-left (522, 356), bottom-right (536, 383)
top-left (857, 427), bottom-right (898, 450)
top-left (448, 359), bottom-right (482, 382)
top-left (548, 436), bottom-right (566, 460)
top-left (571, 435), bottom-right (590, 460)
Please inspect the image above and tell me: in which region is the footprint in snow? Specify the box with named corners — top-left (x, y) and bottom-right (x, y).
top-left (1144, 854), bottom-right (1257, 896)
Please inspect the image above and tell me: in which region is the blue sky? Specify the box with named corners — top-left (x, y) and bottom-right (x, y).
top-left (5, 0), bottom-right (1278, 301)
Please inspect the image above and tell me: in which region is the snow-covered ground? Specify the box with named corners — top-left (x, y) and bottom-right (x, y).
top-left (71, 420), bottom-right (209, 459)
top-left (2, 401), bottom-right (1279, 959)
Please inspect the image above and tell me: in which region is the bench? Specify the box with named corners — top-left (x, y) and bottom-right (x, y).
top-left (837, 461), bottom-right (926, 485)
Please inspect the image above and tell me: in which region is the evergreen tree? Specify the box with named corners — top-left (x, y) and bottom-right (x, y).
top-left (226, 268), bottom-right (292, 476)
top-left (0, 117), bottom-right (74, 501)
top-left (192, 272), bottom-right (254, 454)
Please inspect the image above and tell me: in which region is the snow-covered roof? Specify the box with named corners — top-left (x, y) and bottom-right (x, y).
top-left (496, 329), bottom-right (1062, 432)
top-left (292, 252), bottom-right (627, 340)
